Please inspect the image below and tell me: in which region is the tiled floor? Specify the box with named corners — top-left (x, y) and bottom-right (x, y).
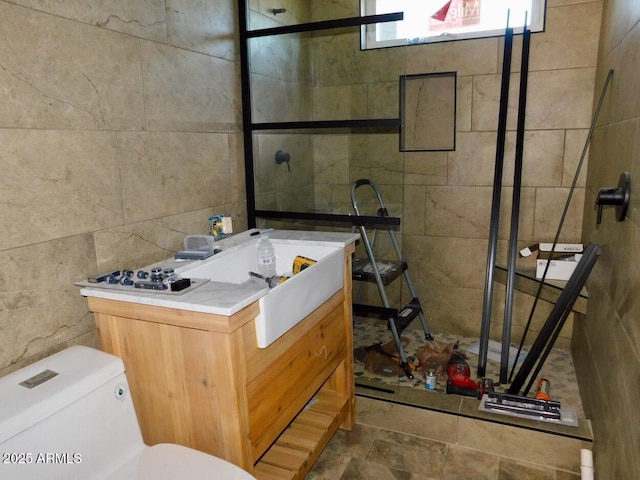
top-left (306, 318), bottom-right (590, 478)
top-left (306, 407), bottom-right (581, 480)
top-left (354, 318), bottom-right (582, 405)
top-left (353, 319), bottom-right (587, 430)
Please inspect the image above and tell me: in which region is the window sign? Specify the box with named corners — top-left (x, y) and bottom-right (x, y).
top-left (361, 0), bottom-right (546, 49)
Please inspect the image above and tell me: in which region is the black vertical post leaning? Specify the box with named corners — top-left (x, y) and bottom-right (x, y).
top-left (477, 21), bottom-right (513, 378)
top-left (500, 23), bottom-right (531, 383)
top-left (507, 243), bottom-right (600, 395)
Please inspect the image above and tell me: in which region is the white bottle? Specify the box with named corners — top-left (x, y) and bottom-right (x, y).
top-left (257, 235), bottom-right (277, 277)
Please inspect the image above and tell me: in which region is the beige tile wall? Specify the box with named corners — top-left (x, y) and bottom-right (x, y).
top-left (308, 0), bottom-right (602, 348)
top-left (574, 0), bottom-right (640, 477)
top-left (0, 0), bottom-right (247, 375)
top-left (2, 3), bottom-right (628, 476)
top-left (249, 3), bottom-right (317, 213)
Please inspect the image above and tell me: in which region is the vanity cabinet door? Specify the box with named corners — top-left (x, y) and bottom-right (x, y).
top-left (243, 293), bottom-right (346, 460)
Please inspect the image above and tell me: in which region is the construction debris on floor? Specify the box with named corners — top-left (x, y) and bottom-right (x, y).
top-left (353, 319), bottom-right (584, 419)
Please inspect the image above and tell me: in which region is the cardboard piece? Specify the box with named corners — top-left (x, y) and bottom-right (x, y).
top-left (517, 243), bottom-right (584, 280)
top-left (536, 254), bottom-right (583, 280)
top-left (520, 243), bottom-right (583, 258)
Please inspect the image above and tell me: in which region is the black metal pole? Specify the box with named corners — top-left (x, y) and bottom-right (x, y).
top-left (478, 23), bottom-right (513, 377)
top-left (522, 306), bottom-right (574, 396)
top-left (500, 25), bottom-right (531, 383)
top-left (238, 0), bottom-right (256, 228)
top-left (508, 69), bottom-right (614, 383)
top-left (507, 243), bottom-right (599, 395)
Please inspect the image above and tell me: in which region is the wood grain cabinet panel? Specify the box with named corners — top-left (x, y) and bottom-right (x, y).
top-left (87, 243), bottom-right (355, 480)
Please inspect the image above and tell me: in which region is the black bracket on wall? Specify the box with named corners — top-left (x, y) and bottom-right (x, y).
top-left (596, 172), bottom-right (631, 224)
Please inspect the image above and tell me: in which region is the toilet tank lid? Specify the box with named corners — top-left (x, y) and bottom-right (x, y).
top-left (0, 346), bottom-right (125, 445)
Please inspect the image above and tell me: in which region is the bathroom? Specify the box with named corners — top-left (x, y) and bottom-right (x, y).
top-left (0, 0), bottom-right (637, 478)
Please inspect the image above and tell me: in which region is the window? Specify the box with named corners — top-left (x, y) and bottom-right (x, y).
top-left (361, 0), bottom-right (546, 49)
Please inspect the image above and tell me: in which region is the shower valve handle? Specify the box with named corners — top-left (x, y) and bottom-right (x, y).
top-left (595, 172), bottom-right (630, 224)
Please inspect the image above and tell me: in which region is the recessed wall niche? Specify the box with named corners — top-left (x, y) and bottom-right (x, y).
top-left (400, 71), bottom-right (457, 152)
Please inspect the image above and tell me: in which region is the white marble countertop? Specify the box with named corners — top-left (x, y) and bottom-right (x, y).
top-left (79, 229), bottom-right (359, 316)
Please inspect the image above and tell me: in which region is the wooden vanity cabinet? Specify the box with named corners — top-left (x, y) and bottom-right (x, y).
top-left (87, 243), bottom-right (355, 480)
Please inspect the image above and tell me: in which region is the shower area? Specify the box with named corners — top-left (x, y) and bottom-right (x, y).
top-left (241, 3), bottom-right (411, 226)
top-left (239, 0), bottom-right (597, 437)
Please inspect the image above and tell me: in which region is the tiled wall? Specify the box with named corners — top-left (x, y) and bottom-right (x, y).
top-left (404, 0), bottom-right (600, 346)
top-left (0, 0), bottom-right (247, 375)
top-left (249, 3), bottom-right (317, 214)
top-left (0, 0), bottom-right (612, 391)
top-left (573, 0), bottom-right (640, 477)
top-left (308, 0), bottom-right (602, 348)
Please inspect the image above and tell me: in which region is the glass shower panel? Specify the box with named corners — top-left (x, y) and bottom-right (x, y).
top-left (248, 31), bottom-right (312, 125)
top-left (243, 0), bottom-right (419, 400)
top-left (248, 2), bottom-right (357, 31)
top-left (252, 131), bottom-right (315, 213)
top-left (247, 32), bottom-right (408, 216)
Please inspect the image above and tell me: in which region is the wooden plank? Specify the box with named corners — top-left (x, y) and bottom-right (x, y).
top-left (278, 423), bottom-right (326, 451)
top-left (339, 249), bottom-right (355, 429)
top-left (254, 462), bottom-right (296, 480)
top-left (87, 296), bottom-right (259, 333)
top-left (260, 444), bottom-right (310, 471)
top-left (295, 408), bottom-right (335, 430)
top-left (92, 313), bottom-right (252, 467)
top-left (247, 301), bottom-right (346, 459)
top-left (241, 291), bottom-right (344, 382)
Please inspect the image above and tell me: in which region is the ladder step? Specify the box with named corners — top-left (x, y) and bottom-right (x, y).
top-left (395, 298), bottom-right (422, 334)
top-left (353, 303), bottom-right (397, 319)
top-left (352, 259), bottom-right (407, 286)
top-left (353, 298), bottom-right (422, 336)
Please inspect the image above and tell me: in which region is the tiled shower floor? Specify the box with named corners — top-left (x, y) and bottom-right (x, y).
top-left (353, 318), bottom-right (592, 440)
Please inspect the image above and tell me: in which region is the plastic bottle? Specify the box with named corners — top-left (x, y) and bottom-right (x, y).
top-left (425, 370), bottom-right (437, 390)
top-left (257, 235), bottom-right (277, 277)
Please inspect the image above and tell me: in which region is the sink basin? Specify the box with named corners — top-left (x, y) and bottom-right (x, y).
top-left (176, 238), bottom-right (344, 347)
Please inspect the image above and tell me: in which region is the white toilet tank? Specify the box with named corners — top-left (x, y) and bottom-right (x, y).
top-left (0, 346), bottom-right (256, 480)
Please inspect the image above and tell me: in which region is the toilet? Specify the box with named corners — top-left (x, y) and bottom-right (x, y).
top-left (0, 346), bottom-right (257, 480)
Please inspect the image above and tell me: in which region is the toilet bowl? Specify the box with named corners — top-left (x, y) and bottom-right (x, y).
top-left (0, 346), bottom-right (257, 480)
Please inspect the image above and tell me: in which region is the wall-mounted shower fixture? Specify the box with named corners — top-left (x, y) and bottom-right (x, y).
top-left (272, 8), bottom-right (286, 15)
top-left (275, 150), bottom-right (291, 172)
top-left (596, 172), bottom-right (631, 224)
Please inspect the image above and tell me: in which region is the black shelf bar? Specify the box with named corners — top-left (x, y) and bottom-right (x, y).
top-left (255, 210), bottom-right (400, 229)
top-left (246, 12), bottom-right (403, 38)
top-left (251, 118), bottom-right (401, 132)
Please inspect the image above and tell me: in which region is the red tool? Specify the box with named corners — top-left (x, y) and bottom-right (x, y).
top-left (445, 346), bottom-right (494, 398)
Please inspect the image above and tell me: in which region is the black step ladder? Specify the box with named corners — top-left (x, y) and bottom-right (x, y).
top-left (351, 179), bottom-right (434, 379)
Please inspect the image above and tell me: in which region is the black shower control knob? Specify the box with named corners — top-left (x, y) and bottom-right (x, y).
top-left (595, 172), bottom-right (631, 224)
